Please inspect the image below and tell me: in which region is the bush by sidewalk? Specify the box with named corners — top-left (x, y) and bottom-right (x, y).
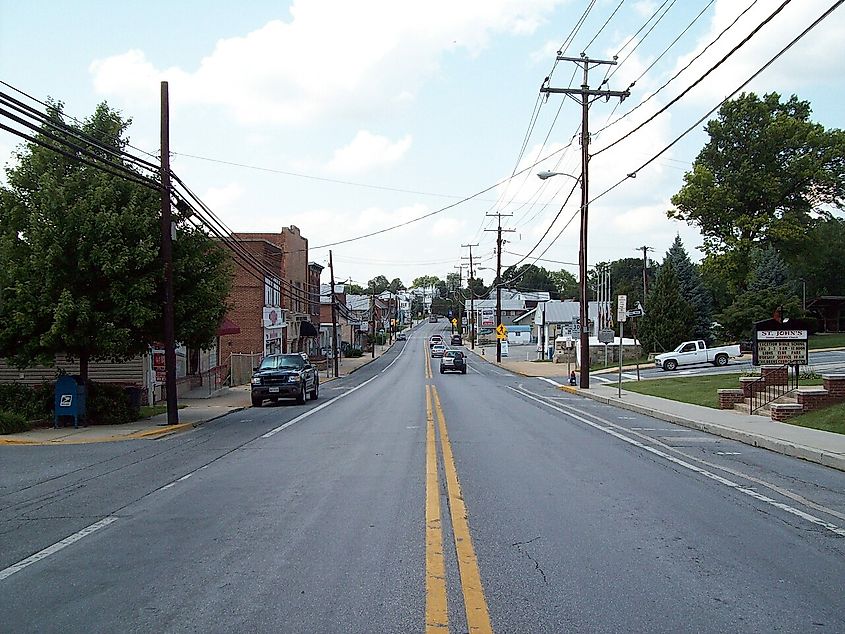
top-left (0, 381), bottom-right (139, 429)
top-left (0, 410), bottom-right (31, 434)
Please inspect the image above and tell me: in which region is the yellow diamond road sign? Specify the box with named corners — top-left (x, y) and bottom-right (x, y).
top-left (452, 318), bottom-right (458, 326)
top-left (496, 323), bottom-right (507, 339)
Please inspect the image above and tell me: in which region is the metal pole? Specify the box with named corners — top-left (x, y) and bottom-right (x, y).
top-left (578, 63), bottom-right (590, 388)
top-left (160, 81), bottom-right (178, 425)
top-left (496, 222), bottom-right (502, 363)
top-left (618, 321), bottom-right (624, 398)
top-left (329, 250), bottom-right (339, 377)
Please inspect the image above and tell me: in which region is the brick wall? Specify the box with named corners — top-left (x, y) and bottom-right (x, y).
top-left (761, 365), bottom-right (788, 386)
top-left (718, 389), bottom-right (745, 409)
top-left (823, 374), bottom-right (845, 399)
top-left (797, 389), bottom-right (830, 412)
top-left (770, 404), bottom-right (803, 422)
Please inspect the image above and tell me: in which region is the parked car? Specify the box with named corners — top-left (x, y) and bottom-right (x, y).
top-left (429, 335), bottom-right (443, 348)
top-left (654, 340), bottom-right (742, 371)
top-left (251, 353), bottom-right (319, 406)
top-left (440, 350), bottom-right (466, 374)
top-left (397, 332), bottom-right (407, 341)
top-left (450, 334), bottom-right (462, 346)
top-left (431, 344), bottom-right (447, 358)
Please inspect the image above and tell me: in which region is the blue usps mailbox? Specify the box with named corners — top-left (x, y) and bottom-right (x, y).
top-left (54, 375), bottom-right (86, 429)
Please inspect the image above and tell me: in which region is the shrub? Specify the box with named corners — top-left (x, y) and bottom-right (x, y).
top-left (0, 383), bottom-right (52, 422)
top-left (86, 382), bottom-right (136, 425)
top-left (0, 410), bottom-right (31, 434)
top-left (347, 348), bottom-right (364, 358)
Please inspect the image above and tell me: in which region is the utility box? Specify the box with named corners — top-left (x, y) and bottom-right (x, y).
top-left (54, 375), bottom-right (86, 429)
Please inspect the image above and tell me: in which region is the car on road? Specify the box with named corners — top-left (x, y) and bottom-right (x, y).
top-left (397, 332), bottom-right (407, 341)
top-left (431, 344), bottom-right (447, 358)
top-left (655, 340), bottom-right (742, 371)
top-left (440, 350), bottom-right (466, 374)
top-left (429, 334), bottom-right (443, 348)
top-left (450, 334), bottom-right (462, 346)
top-left (251, 353), bottom-right (319, 407)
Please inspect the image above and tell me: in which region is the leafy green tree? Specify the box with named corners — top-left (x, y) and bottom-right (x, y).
top-left (411, 275), bottom-right (441, 291)
top-left (669, 92), bottom-right (845, 290)
top-left (368, 275), bottom-right (390, 294)
top-left (549, 269), bottom-right (578, 300)
top-left (790, 218), bottom-right (845, 297)
top-left (388, 277), bottom-right (405, 293)
top-left (664, 236), bottom-right (712, 342)
top-left (346, 283), bottom-right (365, 295)
top-left (466, 276), bottom-right (488, 299)
top-left (500, 264), bottom-right (557, 295)
top-left (0, 101), bottom-right (230, 383)
top-left (637, 261), bottom-right (696, 353)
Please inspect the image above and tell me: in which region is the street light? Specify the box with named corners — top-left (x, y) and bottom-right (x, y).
top-left (537, 169), bottom-right (590, 388)
top-left (537, 170), bottom-right (579, 181)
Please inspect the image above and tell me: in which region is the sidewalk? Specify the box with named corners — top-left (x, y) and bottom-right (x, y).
top-left (467, 345), bottom-right (845, 472)
top-left (0, 339), bottom-right (401, 446)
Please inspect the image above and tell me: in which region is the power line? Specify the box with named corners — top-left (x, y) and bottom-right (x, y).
top-left (593, 0), bottom-right (788, 156)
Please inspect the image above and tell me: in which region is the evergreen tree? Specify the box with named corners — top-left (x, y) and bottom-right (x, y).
top-left (637, 260), bottom-right (696, 352)
top-left (664, 235), bottom-right (713, 341)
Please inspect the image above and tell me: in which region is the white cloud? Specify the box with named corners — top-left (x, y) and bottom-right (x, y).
top-left (530, 39), bottom-right (561, 65)
top-left (325, 131), bottom-right (412, 174)
top-left (666, 0), bottom-right (845, 106)
top-left (202, 183), bottom-right (245, 212)
top-left (431, 217), bottom-right (464, 238)
top-left (89, 0), bottom-right (568, 125)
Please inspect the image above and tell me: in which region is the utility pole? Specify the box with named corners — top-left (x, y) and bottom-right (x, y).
top-left (485, 214), bottom-right (515, 363)
top-left (160, 81), bottom-right (178, 425)
top-left (453, 263), bottom-right (466, 335)
top-left (328, 250), bottom-right (339, 377)
top-left (370, 282), bottom-right (376, 359)
top-left (461, 243), bottom-right (479, 350)
top-left (637, 245), bottom-right (653, 301)
top-left (541, 55), bottom-right (629, 389)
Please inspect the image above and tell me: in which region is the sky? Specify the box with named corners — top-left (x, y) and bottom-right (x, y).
top-left (1, 0), bottom-right (844, 290)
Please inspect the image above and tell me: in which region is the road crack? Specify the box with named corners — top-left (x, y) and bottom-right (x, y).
top-left (512, 536), bottom-right (547, 584)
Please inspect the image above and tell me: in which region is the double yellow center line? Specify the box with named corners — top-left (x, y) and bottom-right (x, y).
top-left (425, 342), bottom-right (493, 633)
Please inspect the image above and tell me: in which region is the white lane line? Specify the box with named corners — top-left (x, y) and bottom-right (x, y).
top-left (0, 516), bottom-right (119, 582)
top-left (538, 377), bottom-right (564, 387)
top-left (506, 386), bottom-right (845, 537)
top-left (177, 473), bottom-right (193, 482)
top-left (717, 452), bottom-right (742, 456)
top-left (382, 339), bottom-right (409, 373)
top-left (468, 365), bottom-right (482, 374)
top-left (261, 375), bottom-right (379, 438)
top-left (592, 375), bottom-right (612, 383)
top-left (158, 482), bottom-right (176, 491)
top-left (621, 373), bottom-right (638, 380)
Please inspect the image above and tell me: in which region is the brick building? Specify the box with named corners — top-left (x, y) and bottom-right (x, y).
top-left (219, 226), bottom-right (320, 369)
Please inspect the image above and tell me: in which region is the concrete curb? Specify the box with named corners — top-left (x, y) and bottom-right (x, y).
top-left (560, 385), bottom-right (845, 473)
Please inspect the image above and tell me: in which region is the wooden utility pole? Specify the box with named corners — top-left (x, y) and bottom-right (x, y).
top-left (541, 56), bottom-right (629, 389)
top-left (485, 214), bottom-right (514, 363)
top-left (328, 250), bottom-right (339, 377)
top-left (370, 283), bottom-right (376, 359)
top-left (461, 243), bottom-right (479, 349)
top-left (160, 81), bottom-right (178, 424)
top-left (637, 245), bottom-right (653, 300)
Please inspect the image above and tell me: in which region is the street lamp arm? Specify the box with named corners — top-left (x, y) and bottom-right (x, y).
top-left (537, 170), bottom-right (580, 181)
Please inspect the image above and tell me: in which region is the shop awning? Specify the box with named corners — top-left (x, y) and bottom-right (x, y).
top-left (299, 320), bottom-right (319, 337)
top-left (217, 317), bottom-right (241, 336)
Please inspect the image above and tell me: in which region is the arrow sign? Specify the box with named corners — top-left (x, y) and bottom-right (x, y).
top-left (626, 309), bottom-right (643, 318)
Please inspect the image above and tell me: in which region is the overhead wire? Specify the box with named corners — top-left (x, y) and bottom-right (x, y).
top-left (593, 0), bottom-right (781, 154)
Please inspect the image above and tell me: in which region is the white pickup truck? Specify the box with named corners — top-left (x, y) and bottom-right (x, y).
top-left (654, 340), bottom-right (742, 371)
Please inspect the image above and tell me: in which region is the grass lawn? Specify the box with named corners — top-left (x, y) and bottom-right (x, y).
top-left (789, 402), bottom-right (845, 435)
top-left (621, 373), bottom-right (824, 409)
top-left (809, 333), bottom-right (845, 349)
top-left (138, 405), bottom-right (172, 419)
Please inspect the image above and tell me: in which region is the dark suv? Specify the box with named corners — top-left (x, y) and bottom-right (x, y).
top-left (251, 353), bottom-right (319, 407)
top-left (450, 334), bottom-right (462, 346)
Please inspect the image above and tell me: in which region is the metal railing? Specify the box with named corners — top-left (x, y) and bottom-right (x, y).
top-left (750, 364), bottom-right (799, 414)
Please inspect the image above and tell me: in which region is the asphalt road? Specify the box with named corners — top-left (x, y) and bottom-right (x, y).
top-left (1, 321), bottom-right (844, 632)
top-left (597, 349), bottom-right (845, 383)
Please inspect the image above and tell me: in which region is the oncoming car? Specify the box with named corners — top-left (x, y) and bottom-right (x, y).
top-left (440, 350), bottom-right (466, 374)
top-left (251, 353), bottom-right (319, 407)
top-left (430, 344), bottom-right (447, 358)
top-left (429, 334), bottom-right (443, 348)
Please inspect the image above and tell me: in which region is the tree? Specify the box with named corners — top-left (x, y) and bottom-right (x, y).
top-left (664, 236), bottom-right (712, 341)
top-left (715, 247), bottom-right (801, 340)
top-left (466, 276), bottom-right (488, 299)
top-left (411, 275), bottom-right (441, 291)
top-left (501, 264), bottom-right (557, 296)
top-left (637, 261), bottom-right (696, 353)
top-left (0, 101), bottom-right (231, 383)
top-left (790, 218), bottom-right (845, 297)
top-left (346, 283), bottom-right (365, 295)
top-left (388, 277), bottom-right (405, 293)
top-left (669, 92), bottom-right (845, 290)
top-left (549, 269), bottom-right (578, 300)
top-left (368, 275), bottom-right (390, 294)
